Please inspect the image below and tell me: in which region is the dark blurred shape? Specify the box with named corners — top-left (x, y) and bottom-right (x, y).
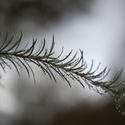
top-left (4, 79), bottom-right (124, 125)
top-left (0, 0), bottom-right (94, 31)
top-left (53, 102), bottom-right (125, 125)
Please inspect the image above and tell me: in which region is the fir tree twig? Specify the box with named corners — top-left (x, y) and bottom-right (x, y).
top-left (0, 32), bottom-right (125, 113)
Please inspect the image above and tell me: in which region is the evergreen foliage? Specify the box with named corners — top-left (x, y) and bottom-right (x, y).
top-left (0, 32), bottom-right (125, 114)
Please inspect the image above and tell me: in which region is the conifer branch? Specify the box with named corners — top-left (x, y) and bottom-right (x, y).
top-left (0, 32), bottom-right (122, 90)
top-left (0, 32), bottom-right (125, 113)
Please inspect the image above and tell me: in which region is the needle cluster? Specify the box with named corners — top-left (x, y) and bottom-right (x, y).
top-left (0, 32), bottom-right (125, 113)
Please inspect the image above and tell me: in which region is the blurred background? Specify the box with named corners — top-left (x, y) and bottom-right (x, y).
top-left (0, 0), bottom-right (125, 125)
